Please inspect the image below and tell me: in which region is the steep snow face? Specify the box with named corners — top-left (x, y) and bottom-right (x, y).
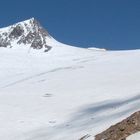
top-left (0, 19), bottom-right (140, 140)
top-left (0, 18), bottom-right (59, 51)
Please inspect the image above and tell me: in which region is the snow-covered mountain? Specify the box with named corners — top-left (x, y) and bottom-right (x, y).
top-left (0, 18), bottom-right (105, 52)
top-left (0, 18), bottom-right (140, 140)
top-left (0, 18), bottom-right (59, 51)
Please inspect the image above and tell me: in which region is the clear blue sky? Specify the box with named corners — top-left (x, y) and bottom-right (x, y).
top-left (0, 0), bottom-right (140, 50)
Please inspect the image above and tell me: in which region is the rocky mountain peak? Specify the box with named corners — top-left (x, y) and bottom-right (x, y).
top-left (0, 18), bottom-right (52, 51)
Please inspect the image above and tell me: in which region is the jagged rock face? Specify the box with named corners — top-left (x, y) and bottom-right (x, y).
top-left (9, 25), bottom-right (24, 39)
top-left (0, 18), bottom-right (52, 51)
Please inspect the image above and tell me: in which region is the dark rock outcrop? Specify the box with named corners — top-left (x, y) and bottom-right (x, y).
top-left (95, 111), bottom-right (140, 140)
top-left (9, 25), bottom-right (24, 38)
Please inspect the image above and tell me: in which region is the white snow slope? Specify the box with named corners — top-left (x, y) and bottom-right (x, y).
top-left (0, 21), bottom-right (140, 140)
top-left (127, 132), bottom-right (140, 140)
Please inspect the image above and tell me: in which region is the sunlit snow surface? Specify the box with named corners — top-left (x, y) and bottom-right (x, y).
top-left (0, 41), bottom-right (140, 140)
top-left (127, 132), bottom-right (140, 140)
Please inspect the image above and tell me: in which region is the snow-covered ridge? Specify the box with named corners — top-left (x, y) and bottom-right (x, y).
top-left (0, 18), bottom-right (106, 52)
top-left (88, 47), bottom-right (106, 51)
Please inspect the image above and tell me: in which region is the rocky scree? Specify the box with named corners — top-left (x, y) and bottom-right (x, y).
top-left (95, 111), bottom-right (140, 140)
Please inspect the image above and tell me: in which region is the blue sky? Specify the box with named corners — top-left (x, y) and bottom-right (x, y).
top-left (0, 0), bottom-right (140, 50)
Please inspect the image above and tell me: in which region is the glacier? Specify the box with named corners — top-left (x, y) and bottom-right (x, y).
top-left (0, 18), bottom-right (140, 140)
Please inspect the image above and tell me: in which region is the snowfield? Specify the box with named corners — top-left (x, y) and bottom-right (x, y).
top-left (0, 40), bottom-right (140, 140)
top-left (127, 132), bottom-right (140, 140)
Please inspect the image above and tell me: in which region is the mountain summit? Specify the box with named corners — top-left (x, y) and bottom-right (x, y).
top-left (0, 18), bottom-right (53, 51)
top-left (0, 18), bottom-right (107, 52)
